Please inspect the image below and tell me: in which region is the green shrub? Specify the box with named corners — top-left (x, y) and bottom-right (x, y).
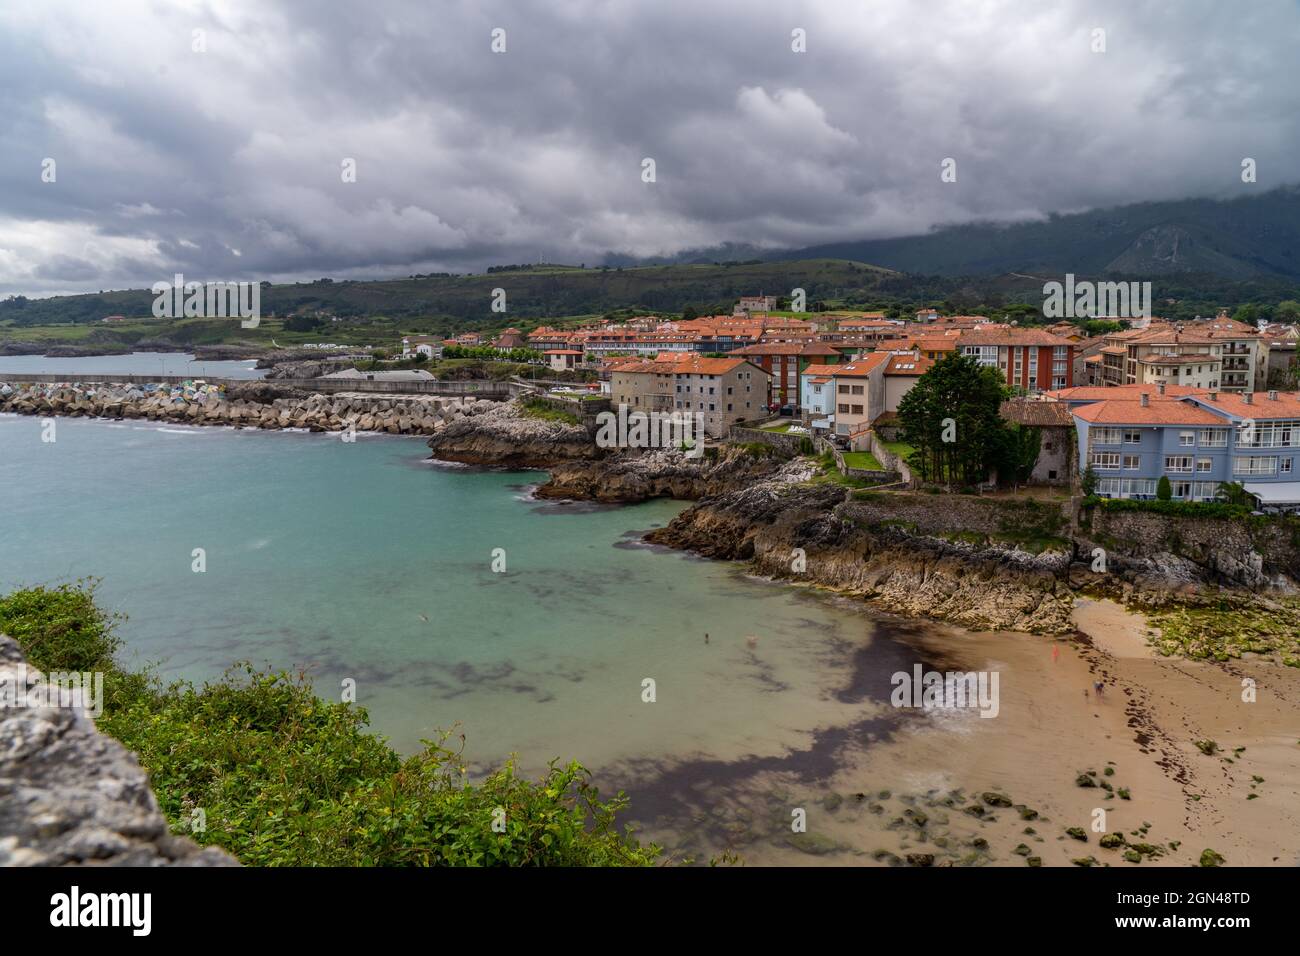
top-left (519, 397), bottom-right (580, 426)
top-left (1, 584), bottom-right (658, 867)
top-left (1089, 498), bottom-right (1253, 520)
top-left (1156, 476), bottom-right (1172, 501)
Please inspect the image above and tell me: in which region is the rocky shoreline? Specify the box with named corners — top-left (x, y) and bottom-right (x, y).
top-left (0, 341), bottom-right (268, 361)
top-left (7, 385), bottom-right (1290, 639)
top-left (421, 403), bottom-right (1297, 637)
top-left (0, 379), bottom-right (499, 436)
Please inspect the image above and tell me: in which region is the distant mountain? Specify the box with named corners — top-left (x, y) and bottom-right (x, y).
top-left (776, 187), bottom-right (1300, 279)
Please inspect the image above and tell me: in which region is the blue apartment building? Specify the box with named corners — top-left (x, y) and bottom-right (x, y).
top-left (1070, 387), bottom-right (1300, 510)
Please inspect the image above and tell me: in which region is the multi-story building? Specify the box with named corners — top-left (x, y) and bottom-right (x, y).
top-left (1071, 388), bottom-right (1300, 509)
top-left (735, 295), bottom-right (779, 315)
top-left (828, 353), bottom-right (892, 443)
top-left (957, 328), bottom-right (1076, 391)
top-left (728, 341), bottom-right (841, 411)
top-left (608, 354), bottom-right (770, 437)
top-left (808, 351), bottom-right (932, 446)
top-left (799, 363), bottom-right (838, 432)
top-left (1263, 325), bottom-right (1299, 387)
top-left (492, 328), bottom-right (526, 349)
top-left (1103, 321), bottom-right (1265, 393)
top-left (400, 335), bottom-right (444, 359)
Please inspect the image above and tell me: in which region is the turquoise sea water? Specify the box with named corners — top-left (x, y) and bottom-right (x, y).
top-left (0, 351), bottom-right (264, 379)
top-left (0, 415), bottom-right (929, 852)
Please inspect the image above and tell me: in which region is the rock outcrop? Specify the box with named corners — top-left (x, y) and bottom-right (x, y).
top-left (537, 446), bottom-right (798, 502)
top-left (647, 475), bottom-right (1080, 634)
top-left (0, 635), bottom-right (237, 867)
top-left (0, 380), bottom-right (485, 437)
top-left (426, 400), bottom-right (599, 467)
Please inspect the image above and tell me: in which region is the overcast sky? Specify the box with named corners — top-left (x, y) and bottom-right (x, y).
top-left (1, 0), bottom-right (1297, 297)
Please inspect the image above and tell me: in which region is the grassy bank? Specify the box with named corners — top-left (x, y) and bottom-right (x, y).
top-left (0, 582), bottom-right (658, 866)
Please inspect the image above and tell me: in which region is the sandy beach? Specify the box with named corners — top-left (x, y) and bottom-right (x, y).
top-left (632, 597), bottom-right (1300, 866)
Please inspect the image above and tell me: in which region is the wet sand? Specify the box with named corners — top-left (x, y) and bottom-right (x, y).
top-left (620, 597), bottom-right (1300, 866)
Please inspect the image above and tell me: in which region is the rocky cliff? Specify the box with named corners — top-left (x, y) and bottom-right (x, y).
top-left (536, 446), bottom-right (795, 502)
top-left (0, 379), bottom-right (490, 436)
top-left (425, 400), bottom-right (600, 467)
top-left (0, 636), bottom-right (237, 867)
top-left (646, 475), bottom-right (1079, 633)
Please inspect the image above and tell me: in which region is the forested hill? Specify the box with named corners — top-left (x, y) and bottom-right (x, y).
top-left (781, 187), bottom-right (1300, 280)
top-left (0, 259), bottom-right (895, 328)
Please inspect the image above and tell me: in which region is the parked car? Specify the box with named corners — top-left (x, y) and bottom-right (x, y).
top-left (778, 404), bottom-right (796, 417)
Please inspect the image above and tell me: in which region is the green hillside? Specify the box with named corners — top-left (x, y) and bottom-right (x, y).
top-left (0, 259), bottom-right (894, 332)
top-left (785, 187), bottom-right (1300, 279)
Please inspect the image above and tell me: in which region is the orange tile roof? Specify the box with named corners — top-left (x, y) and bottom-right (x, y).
top-left (957, 328), bottom-right (1076, 347)
top-left (1143, 353), bottom-right (1219, 366)
top-left (729, 342), bottom-right (840, 356)
top-left (885, 354), bottom-right (933, 375)
top-left (1045, 384), bottom-right (1206, 402)
top-left (1191, 391), bottom-right (1300, 420)
top-left (614, 354), bottom-right (760, 376)
top-left (800, 363), bottom-right (842, 377)
top-left (1072, 400), bottom-right (1225, 426)
top-left (831, 353), bottom-right (891, 377)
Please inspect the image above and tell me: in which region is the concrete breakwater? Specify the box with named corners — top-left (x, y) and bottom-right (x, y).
top-left (0, 379), bottom-right (500, 435)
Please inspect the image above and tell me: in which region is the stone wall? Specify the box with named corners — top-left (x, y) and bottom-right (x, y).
top-left (1082, 508), bottom-right (1300, 589)
top-left (868, 432), bottom-right (915, 487)
top-left (729, 424), bottom-right (809, 456)
top-left (0, 636), bottom-right (237, 867)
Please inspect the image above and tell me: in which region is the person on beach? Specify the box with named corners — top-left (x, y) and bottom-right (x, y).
top-left (1093, 680), bottom-right (1104, 697)
top-left (1052, 645), bottom-right (1059, 662)
top-left (704, 633), bottom-right (709, 645)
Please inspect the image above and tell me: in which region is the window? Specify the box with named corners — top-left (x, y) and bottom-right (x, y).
top-left (1284, 458), bottom-right (1294, 474)
top-left (1178, 431), bottom-right (1195, 447)
top-left (812, 385), bottom-right (821, 394)
top-left (851, 405), bottom-right (864, 415)
top-left (1234, 456), bottom-right (1277, 476)
top-left (1198, 428), bottom-right (1227, 447)
top-left (1122, 455), bottom-right (1140, 470)
top-left (1164, 456), bottom-right (1193, 473)
top-left (1092, 427), bottom-right (1123, 445)
top-left (838, 384), bottom-right (850, 394)
top-left (1097, 478), bottom-right (1156, 499)
top-left (1124, 429), bottom-right (1142, 444)
top-left (1091, 452), bottom-right (1121, 469)
top-left (838, 404), bottom-right (850, 414)
top-left (851, 385), bottom-right (864, 395)
top-left (1196, 458), bottom-right (1213, 473)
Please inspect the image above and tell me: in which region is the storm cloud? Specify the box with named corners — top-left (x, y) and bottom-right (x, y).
top-left (1, 0), bottom-right (1297, 296)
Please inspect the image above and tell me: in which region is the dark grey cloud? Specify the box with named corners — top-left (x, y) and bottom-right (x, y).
top-left (0, 0), bottom-right (1297, 296)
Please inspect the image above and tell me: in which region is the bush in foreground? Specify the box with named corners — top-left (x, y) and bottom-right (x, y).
top-left (0, 583), bottom-right (658, 867)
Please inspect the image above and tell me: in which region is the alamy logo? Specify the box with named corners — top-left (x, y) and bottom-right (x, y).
top-left (49, 886), bottom-right (151, 936)
top-left (891, 664), bottom-right (1000, 718)
top-left (0, 666), bottom-right (104, 718)
top-left (595, 404), bottom-right (704, 458)
top-left (1043, 273), bottom-right (1151, 320)
top-left (152, 273), bottom-right (261, 327)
